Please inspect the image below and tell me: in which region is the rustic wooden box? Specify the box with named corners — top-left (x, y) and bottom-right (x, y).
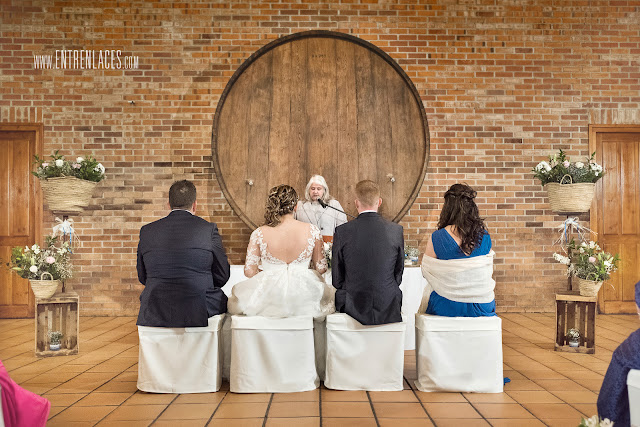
top-left (555, 292), bottom-right (597, 354)
top-left (35, 292), bottom-right (79, 357)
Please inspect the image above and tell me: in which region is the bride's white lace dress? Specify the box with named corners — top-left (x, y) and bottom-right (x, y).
top-left (227, 224), bottom-right (335, 319)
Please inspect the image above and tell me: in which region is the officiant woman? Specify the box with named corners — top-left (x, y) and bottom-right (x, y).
top-left (295, 175), bottom-right (347, 237)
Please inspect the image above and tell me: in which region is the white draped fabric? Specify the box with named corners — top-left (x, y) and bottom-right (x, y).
top-left (418, 251), bottom-right (496, 314)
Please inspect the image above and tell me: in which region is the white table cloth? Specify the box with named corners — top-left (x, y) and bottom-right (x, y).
top-left (222, 264), bottom-right (426, 350)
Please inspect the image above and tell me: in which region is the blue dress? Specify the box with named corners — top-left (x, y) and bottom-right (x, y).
top-left (425, 229), bottom-right (496, 317)
top-left (597, 328), bottom-right (640, 426)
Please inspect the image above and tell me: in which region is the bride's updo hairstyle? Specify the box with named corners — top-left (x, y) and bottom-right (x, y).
top-left (437, 183), bottom-right (487, 255)
top-left (264, 184), bottom-right (299, 227)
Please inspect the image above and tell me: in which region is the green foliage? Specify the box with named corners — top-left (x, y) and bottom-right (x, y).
top-left (33, 151), bottom-right (105, 183)
top-left (6, 236), bottom-right (72, 280)
top-left (532, 149), bottom-right (604, 185)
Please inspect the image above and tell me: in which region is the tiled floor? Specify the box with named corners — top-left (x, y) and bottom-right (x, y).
top-left (1, 312), bottom-right (638, 426)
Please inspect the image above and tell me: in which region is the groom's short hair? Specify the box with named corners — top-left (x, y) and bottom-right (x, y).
top-left (169, 180), bottom-right (197, 209)
top-left (355, 180), bottom-right (380, 207)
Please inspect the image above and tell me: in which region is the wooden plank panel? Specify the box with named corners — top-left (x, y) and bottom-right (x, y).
top-left (268, 42), bottom-right (293, 190)
top-left (288, 39), bottom-right (308, 196)
top-left (602, 141), bottom-right (620, 236)
top-left (244, 51), bottom-right (273, 223)
top-left (371, 53), bottom-right (393, 217)
top-left (306, 38), bottom-right (337, 185)
top-left (11, 138), bottom-right (30, 237)
top-left (621, 242), bottom-right (638, 303)
top-left (335, 39), bottom-right (358, 217)
top-left (354, 49), bottom-right (377, 183)
top-left (602, 242), bottom-right (622, 302)
top-left (621, 140), bottom-right (639, 235)
top-left (0, 139), bottom-right (10, 236)
top-left (0, 246), bottom-right (13, 306)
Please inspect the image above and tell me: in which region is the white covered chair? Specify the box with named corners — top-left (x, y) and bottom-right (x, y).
top-left (415, 314), bottom-right (503, 393)
top-left (230, 315), bottom-right (318, 393)
top-left (0, 384), bottom-right (4, 427)
top-left (629, 369), bottom-right (640, 427)
top-left (137, 314), bottom-right (225, 393)
top-left (324, 313), bottom-right (406, 391)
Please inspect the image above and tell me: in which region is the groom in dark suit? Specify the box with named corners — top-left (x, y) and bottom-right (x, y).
top-left (332, 180), bottom-right (404, 325)
top-left (136, 180), bottom-right (230, 327)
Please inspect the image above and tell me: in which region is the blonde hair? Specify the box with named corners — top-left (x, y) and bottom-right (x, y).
top-left (264, 185), bottom-right (299, 226)
top-left (355, 180), bottom-right (380, 208)
top-left (304, 175), bottom-right (332, 203)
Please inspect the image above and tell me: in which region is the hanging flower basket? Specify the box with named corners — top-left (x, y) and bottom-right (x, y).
top-left (41, 176), bottom-right (97, 213)
top-left (29, 272), bottom-right (60, 299)
top-left (544, 175), bottom-right (595, 214)
top-left (576, 277), bottom-right (603, 297)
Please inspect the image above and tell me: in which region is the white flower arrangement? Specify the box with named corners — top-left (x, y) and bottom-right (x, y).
top-left (532, 149), bottom-right (604, 185)
top-left (579, 415), bottom-right (613, 427)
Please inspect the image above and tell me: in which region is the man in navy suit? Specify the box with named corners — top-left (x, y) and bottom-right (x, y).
top-left (332, 180), bottom-right (404, 325)
top-left (136, 180), bottom-right (230, 327)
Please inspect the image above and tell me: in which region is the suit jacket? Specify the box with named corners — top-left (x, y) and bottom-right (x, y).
top-left (136, 210), bottom-right (230, 327)
top-left (332, 212), bottom-right (404, 325)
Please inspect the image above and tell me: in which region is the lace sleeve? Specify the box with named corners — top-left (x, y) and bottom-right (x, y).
top-left (244, 228), bottom-right (262, 278)
top-left (310, 225), bottom-right (328, 274)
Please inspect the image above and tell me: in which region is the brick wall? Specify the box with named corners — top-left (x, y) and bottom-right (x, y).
top-left (1, 0), bottom-right (639, 315)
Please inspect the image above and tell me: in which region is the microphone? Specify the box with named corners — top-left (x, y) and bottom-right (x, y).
top-left (318, 199), bottom-right (357, 219)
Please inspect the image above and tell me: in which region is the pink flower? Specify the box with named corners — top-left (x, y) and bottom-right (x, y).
top-left (72, 163), bottom-right (81, 169)
top-left (41, 162), bottom-right (49, 167)
top-left (563, 160), bottom-right (570, 167)
top-left (45, 256), bottom-right (55, 264)
top-left (588, 256), bottom-right (596, 263)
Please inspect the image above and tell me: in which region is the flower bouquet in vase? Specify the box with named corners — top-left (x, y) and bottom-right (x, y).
top-left (33, 151), bottom-right (105, 213)
top-left (533, 149), bottom-right (604, 213)
top-left (554, 239), bottom-right (620, 297)
top-left (6, 236), bottom-right (72, 299)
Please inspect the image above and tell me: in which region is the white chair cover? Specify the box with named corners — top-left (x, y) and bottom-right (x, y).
top-left (415, 314), bottom-right (503, 393)
top-left (324, 313), bottom-right (406, 391)
top-left (230, 315), bottom-right (318, 393)
top-left (628, 369), bottom-right (640, 427)
top-left (0, 384), bottom-right (4, 427)
top-left (137, 314), bottom-right (224, 393)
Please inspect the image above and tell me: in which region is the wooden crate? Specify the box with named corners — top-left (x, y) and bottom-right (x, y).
top-left (35, 292), bottom-right (79, 357)
top-left (555, 292), bottom-right (597, 354)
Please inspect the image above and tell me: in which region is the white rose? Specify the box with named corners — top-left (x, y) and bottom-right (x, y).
top-left (55, 159), bottom-right (64, 167)
top-left (95, 163), bottom-right (105, 174)
top-left (589, 241), bottom-right (596, 249)
top-left (585, 416), bottom-right (598, 427)
top-left (29, 265), bottom-right (38, 273)
top-left (600, 419), bottom-right (614, 427)
top-left (581, 242), bottom-right (588, 247)
top-left (535, 161), bottom-right (551, 172)
top-left (575, 162), bottom-right (584, 168)
top-left (76, 156), bottom-right (84, 163)
top-left (579, 247), bottom-right (584, 253)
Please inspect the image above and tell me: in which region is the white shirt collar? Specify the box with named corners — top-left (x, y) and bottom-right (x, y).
top-left (359, 210), bottom-right (378, 214)
top-left (171, 209), bottom-right (194, 215)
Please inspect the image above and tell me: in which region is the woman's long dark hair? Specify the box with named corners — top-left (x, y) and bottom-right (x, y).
top-left (437, 183), bottom-right (487, 255)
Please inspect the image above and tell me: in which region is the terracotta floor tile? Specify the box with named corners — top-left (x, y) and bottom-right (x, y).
top-left (159, 403), bottom-right (215, 419)
top-left (75, 391), bottom-right (133, 406)
top-left (414, 391), bottom-right (466, 402)
top-left (123, 392), bottom-right (177, 405)
top-left (102, 404), bottom-right (166, 421)
top-left (531, 379), bottom-right (587, 391)
top-left (174, 392), bottom-right (226, 404)
top-left (369, 390), bottom-right (419, 402)
top-left (265, 417), bottom-right (321, 427)
top-left (213, 402), bottom-right (268, 418)
top-left (571, 378), bottom-right (604, 392)
top-left (572, 403), bottom-right (599, 417)
top-left (518, 370), bottom-right (567, 380)
top-left (506, 390), bottom-right (563, 404)
top-left (378, 418), bottom-right (434, 427)
top-left (321, 401), bottom-right (374, 418)
top-left (94, 381), bottom-right (139, 393)
top-left (523, 403), bottom-right (584, 421)
top-left (463, 393), bottom-right (516, 404)
top-left (151, 421), bottom-right (206, 427)
top-left (43, 393), bottom-right (86, 407)
top-left (473, 403), bottom-right (534, 419)
top-left (268, 401), bottom-right (319, 417)
top-left (222, 392), bottom-right (272, 403)
top-left (562, 370), bottom-right (604, 380)
top-left (488, 418), bottom-right (546, 426)
top-left (551, 390), bottom-right (598, 404)
top-left (208, 419), bottom-right (264, 427)
top-left (47, 406), bottom-right (67, 419)
top-left (503, 379), bottom-right (544, 391)
top-left (95, 421), bottom-right (152, 427)
top-left (321, 389), bottom-right (369, 401)
top-left (373, 402), bottom-right (427, 418)
top-left (322, 418), bottom-right (377, 427)
top-left (271, 389), bottom-right (319, 402)
top-left (431, 419), bottom-right (490, 426)
top-left (422, 402), bottom-right (481, 419)
top-left (49, 405), bottom-right (115, 423)
top-left (544, 418), bottom-right (588, 427)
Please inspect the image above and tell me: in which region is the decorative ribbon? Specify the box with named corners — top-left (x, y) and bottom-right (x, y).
top-left (51, 217), bottom-right (79, 252)
top-left (554, 217), bottom-right (595, 246)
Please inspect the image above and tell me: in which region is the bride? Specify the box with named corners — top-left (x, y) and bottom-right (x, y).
top-left (227, 184), bottom-right (336, 319)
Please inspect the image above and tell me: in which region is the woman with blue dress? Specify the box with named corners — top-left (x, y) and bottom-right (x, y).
top-left (422, 183), bottom-right (496, 317)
